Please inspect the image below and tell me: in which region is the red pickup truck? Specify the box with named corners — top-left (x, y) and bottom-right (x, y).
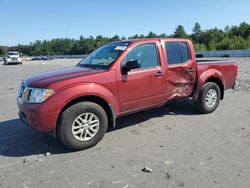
top-left (17, 38), bottom-right (237, 150)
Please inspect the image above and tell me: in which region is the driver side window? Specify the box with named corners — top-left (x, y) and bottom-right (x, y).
top-left (123, 43), bottom-right (159, 69)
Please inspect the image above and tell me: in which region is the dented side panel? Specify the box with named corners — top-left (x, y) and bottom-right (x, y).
top-left (161, 39), bottom-right (197, 100)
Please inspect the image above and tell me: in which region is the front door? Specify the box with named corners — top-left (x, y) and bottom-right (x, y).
top-left (117, 43), bottom-right (166, 113)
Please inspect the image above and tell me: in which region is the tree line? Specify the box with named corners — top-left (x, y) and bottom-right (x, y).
top-left (0, 22), bottom-right (249, 56)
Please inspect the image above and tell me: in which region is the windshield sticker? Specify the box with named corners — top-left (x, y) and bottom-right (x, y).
top-left (115, 46), bottom-right (127, 51)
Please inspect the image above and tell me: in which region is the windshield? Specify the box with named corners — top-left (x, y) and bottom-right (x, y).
top-left (77, 41), bottom-right (131, 69)
top-left (8, 52), bottom-right (19, 56)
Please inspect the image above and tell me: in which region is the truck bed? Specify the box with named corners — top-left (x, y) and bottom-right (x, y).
top-left (196, 59), bottom-right (237, 90)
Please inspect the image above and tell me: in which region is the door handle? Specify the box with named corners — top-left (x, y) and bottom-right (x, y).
top-left (186, 68), bottom-right (194, 73)
top-left (155, 71), bottom-right (164, 77)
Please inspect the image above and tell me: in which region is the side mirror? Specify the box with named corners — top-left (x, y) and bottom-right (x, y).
top-left (122, 59), bottom-right (141, 74)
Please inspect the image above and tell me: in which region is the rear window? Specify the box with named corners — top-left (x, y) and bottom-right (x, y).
top-left (165, 42), bottom-right (190, 65)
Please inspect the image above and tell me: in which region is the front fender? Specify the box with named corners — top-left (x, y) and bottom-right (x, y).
top-left (40, 83), bottom-right (119, 116)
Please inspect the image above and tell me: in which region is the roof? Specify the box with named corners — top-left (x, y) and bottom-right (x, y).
top-left (112, 38), bottom-right (191, 44)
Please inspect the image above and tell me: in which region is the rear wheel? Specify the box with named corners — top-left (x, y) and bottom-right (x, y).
top-left (57, 101), bottom-right (108, 150)
top-left (194, 82), bottom-right (221, 113)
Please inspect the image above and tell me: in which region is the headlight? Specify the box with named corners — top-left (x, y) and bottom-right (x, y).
top-left (29, 88), bottom-right (55, 103)
top-left (18, 57), bottom-right (22, 61)
top-left (7, 58), bottom-right (11, 62)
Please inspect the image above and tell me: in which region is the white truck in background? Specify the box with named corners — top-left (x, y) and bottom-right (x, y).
top-left (4, 51), bottom-right (22, 65)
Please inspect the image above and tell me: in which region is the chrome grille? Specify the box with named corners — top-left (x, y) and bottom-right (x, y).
top-left (18, 84), bottom-right (32, 103)
top-left (22, 88), bottom-right (31, 102)
top-left (19, 84), bottom-right (25, 97)
top-left (11, 57), bottom-right (18, 61)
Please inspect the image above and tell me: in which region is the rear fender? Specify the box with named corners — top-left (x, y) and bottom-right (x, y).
top-left (193, 69), bottom-right (225, 100)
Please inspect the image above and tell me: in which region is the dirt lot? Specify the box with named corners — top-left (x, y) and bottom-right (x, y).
top-left (0, 58), bottom-right (250, 188)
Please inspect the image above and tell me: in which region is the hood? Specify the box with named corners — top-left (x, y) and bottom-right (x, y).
top-left (23, 66), bottom-right (104, 88)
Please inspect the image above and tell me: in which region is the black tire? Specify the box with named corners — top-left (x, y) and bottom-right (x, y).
top-left (57, 101), bottom-right (108, 150)
top-left (194, 82), bottom-right (221, 114)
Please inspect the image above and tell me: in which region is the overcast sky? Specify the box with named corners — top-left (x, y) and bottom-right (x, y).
top-left (0, 0), bottom-right (249, 46)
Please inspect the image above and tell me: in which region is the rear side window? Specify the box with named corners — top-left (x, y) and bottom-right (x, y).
top-left (181, 42), bottom-right (190, 62)
top-left (165, 42), bottom-right (190, 65)
top-left (123, 43), bottom-right (159, 69)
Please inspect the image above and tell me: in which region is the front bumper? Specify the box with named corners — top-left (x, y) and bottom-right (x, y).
top-left (17, 97), bottom-right (58, 132)
top-left (5, 61), bottom-right (22, 64)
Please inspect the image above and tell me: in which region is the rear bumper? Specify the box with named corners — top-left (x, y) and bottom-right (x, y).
top-left (17, 97), bottom-right (59, 132)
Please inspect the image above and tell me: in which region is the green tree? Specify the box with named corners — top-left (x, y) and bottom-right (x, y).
top-left (192, 23), bottom-right (202, 36)
top-left (194, 43), bottom-right (207, 51)
top-left (229, 36), bottom-right (246, 49)
top-left (173, 25), bottom-right (188, 38)
top-left (4, 22), bottom-right (250, 56)
top-left (147, 31), bottom-right (157, 38)
top-left (246, 36), bottom-right (250, 48)
top-left (238, 22), bottom-right (250, 39)
top-left (224, 25), bottom-right (230, 33)
top-left (192, 22), bottom-right (202, 43)
top-left (159, 33), bottom-right (168, 38)
top-left (216, 37), bottom-right (230, 50)
top-left (0, 46), bottom-right (9, 56)
top-left (110, 35), bottom-right (120, 42)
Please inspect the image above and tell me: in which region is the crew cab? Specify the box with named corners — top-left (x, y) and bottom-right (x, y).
top-left (17, 38), bottom-right (238, 150)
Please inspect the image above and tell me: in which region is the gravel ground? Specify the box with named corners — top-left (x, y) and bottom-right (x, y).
top-left (233, 58), bottom-right (250, 92)
top-left (0, 58), bottom-right (250, 188)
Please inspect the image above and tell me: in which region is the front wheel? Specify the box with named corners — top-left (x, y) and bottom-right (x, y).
top-left (57, 101), bottom-right (108, 150)
top-left (194, 82), bottom-right (221, 114)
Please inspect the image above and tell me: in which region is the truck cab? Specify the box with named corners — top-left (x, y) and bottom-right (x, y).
top-left (116, 39), bottom-right (197, 113)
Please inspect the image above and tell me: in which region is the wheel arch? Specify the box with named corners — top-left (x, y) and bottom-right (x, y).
top-left (50, 83), bottom-right (119, 136)
top-left (194, 69), bottom-right (225, 100)
top-left (205, 77), bottom-right (224, 99)
top-left (57, 95), bottom-right (116, 131)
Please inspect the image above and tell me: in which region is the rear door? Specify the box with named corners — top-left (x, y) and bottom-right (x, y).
top-left (116, 42), bottom-right (166, 113)
top-left (164, 41), bottom-right (196, 99)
